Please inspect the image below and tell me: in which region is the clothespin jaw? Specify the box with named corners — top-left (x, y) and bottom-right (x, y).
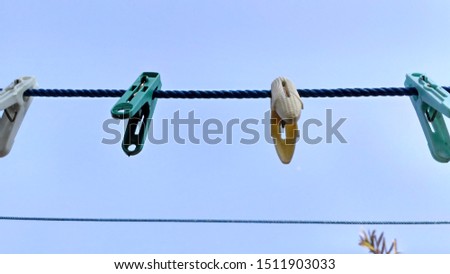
top-left (405, 73), bottom-right (450, 163)
top-left (0, 76), bottom-right (37, 157)
top-left (111, 72), bottom-right (161, 156)
top-left (270, 77), bottom-right (303, 164)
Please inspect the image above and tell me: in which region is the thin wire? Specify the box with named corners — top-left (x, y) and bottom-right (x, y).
top-left (0, 86), bottom-right (438, 98)
top-left (0, 216), bottom-right (449, 225)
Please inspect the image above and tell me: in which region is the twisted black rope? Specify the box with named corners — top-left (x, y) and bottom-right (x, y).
top-left (0, 216), bottom-right (449, 225)
top-left (1, 86), bottom-right (436, 98)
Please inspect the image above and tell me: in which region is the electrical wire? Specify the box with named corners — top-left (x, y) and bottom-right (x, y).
top-left (1, 216), bottom-right (449, 225)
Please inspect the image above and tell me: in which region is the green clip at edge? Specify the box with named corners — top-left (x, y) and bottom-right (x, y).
top-left (111, 72), bottom-right (161, 156)
top-left (405, 73), bottom-right (450, 163)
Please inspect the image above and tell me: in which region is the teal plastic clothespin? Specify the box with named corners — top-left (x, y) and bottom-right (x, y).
top-left (405, 73), bottom-right (450, 163)
top-left (111, 72), bottom-right (161, 156)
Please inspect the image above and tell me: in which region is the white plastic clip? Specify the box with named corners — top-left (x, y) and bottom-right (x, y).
top-left (0, 76), bottom-right (37, 157)
top-left (270, 77), bottom-right (303, 164)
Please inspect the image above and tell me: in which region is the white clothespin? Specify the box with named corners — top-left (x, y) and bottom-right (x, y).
top-left (270, 77), bottom-right (303, 164)
top-left (0, 76), bottom-right (37, 157)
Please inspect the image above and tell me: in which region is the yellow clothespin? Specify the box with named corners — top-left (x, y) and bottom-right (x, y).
top-left (270, 77), bottom-right (303, 164)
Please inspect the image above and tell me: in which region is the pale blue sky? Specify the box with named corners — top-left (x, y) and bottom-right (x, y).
top-left (1, 0), bottom-right (450, 253)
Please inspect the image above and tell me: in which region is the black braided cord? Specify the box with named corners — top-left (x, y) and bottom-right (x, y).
top-left (3, 86), bottom-right (434, 98)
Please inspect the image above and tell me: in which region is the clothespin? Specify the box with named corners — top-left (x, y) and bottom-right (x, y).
top-left (270, 77), bottom-right (303, 164)
top-left (405, 73), bottom-right (450, 163)
top-left (0, 76), bottom-right (37, 157)
top-left (111, 72), bottom-right (161, 156)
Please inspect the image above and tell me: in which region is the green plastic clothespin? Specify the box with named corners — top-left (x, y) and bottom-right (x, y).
top-left (111, 72), bottom-right (161, 156)
top-left (405, 73), bottom-right (450, 163)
